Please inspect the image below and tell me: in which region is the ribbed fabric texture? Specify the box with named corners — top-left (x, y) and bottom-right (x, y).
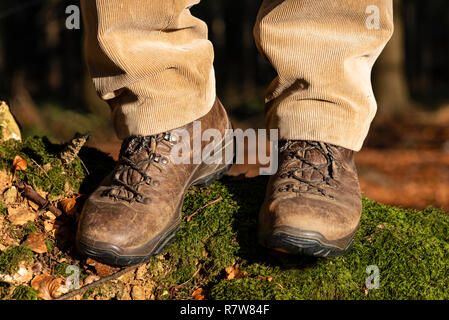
top-left (81, 0), bottom-right (216, 139)
top-left (81, 0), bottom-right (393, 151)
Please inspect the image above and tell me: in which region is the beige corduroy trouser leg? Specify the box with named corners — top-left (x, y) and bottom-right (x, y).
top-left (81, 0), bottom-right (393, 151)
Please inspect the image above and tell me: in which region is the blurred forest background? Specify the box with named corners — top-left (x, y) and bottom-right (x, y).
top-left (0, 0), bottom-right (449, 210)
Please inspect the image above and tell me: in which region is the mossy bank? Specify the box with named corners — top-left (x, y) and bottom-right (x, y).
top-left (0, 136), bottom-right (448, 300)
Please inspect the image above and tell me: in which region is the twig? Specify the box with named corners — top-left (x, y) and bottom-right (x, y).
top-left (185, 196), bottom-right (223, 222)
top-left (273, 282), bottom-right (284, 290)
top-left (77, 156), bottom-right (90, 175)
top-left (14, 180), bottom-right (63, 217)
top-left (55, 263), bottom-right (144, 300)
top-left (174, 264), bottom-right (202, 289)
top-left (29, 157), bottom-right (50, 179)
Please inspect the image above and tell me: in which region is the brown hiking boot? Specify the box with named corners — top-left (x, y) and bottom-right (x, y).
top-left (258, 140), bottom-right (362, 257)
top-left (76, 99), bottom-right (233, 266)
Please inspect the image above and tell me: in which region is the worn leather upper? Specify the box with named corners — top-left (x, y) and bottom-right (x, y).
top-left (259, 141), bottom-right (362, 245)
top-left (76, 99), bottom-right (231, 255)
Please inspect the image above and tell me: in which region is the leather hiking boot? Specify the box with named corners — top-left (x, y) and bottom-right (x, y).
top-left (76, 99), bottom-right (233, 266)
top-left (258, 140), bottom-right (362, 258)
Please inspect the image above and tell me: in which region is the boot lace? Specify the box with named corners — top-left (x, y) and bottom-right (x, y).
top-left (278, 141), bottom-right (338, 198)
top-left (102, 133), bottom-right (178, 203)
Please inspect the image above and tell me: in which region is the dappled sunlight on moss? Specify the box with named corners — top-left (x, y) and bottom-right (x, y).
top-left (1, 136), bottom-right (448, 300)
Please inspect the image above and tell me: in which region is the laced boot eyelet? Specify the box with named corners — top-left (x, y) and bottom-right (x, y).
top-left (152, 180), bottom-right (160, 187)
top-left (136, 194), bottom-right (151, 204)
top-left (135, 194), bottom-right (144, 203)
top-left (164, 133), bottom-right (178, 143)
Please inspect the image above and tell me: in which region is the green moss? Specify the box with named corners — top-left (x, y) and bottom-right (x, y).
top-left (0, 245), bottom-right (34, 275)
top-left (0, 201), bottom-right (6, 216)
top-left (8, 224), bottom-right (25, 243)
top-left (0, 136), bottom-right (88, 198)
top-left (82, 288), bottom-right (96, 300)
top-left (52, 261), bottom-right (88, 283)
top-left (53, 262), bottom-right (72, 277)
top-left (211, 278), bottom-right (284, 300)
top-left (44, 238), bottom-right (55, 252)
top-left (0, 135), bottom-right (114, 201)
top-left (137, 176), bottom-right (449, 300)
top-left (22, 221), bottom-right (37, 235)
top-left (146, 181), bottom-right (241, 300)
top-left (3, 137), bottom-right (448, 300)
top-left (11, 285), bottom-right (39, 300)
top-left (7, 221), bottom-right (38, 242)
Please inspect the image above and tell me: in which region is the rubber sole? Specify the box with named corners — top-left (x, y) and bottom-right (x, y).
top-left (78, 223), bottom-right (180, 266)
top-left (77, 164), bottom-right (232, 267)
top-left (264, 231), bottom-right (356, 258)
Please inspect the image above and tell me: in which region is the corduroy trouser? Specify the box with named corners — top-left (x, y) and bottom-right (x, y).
top-left (81, 0), bottom-right (393, 151)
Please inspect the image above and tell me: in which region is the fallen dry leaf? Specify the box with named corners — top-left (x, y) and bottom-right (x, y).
top-left (117, 270), bottom-right (136, 282)
top-left (27, 199), bottom-right (40, 211)
top-left (86, 258), bottom-right (119, 277)
top-left (83, 274), bottom-right (100, 286)
top-left (0, 170), bottom-right (12, 192)
top-left (31, 273), bottom-right (65, 300)
top-left (43, 220), bottom-right (56, 238)
top-left (131, 285), bottom-right (146, 300)
top-left (225, 266), bottom-right (248, 281)
top-left (42, 210), bottom-right (57, 220)
top-left (43, 220), bottom-right (55, 232)
top-left (31, 262), bottom-right (43, 274)
top-left (0, 243), bottom-right (7, 252)
top-left (60, 198), bottom-right (77, 216)
top-left (135, 264), bottom-right (148, 280)
top-left (7, 206), bottom-right (36, 226)
top-left (23, 232), bottom-right (47, 254)
top-left (0, 227), bottom-right (19, 250)
top-left (256, 275), bottom-right (274, 282)
top-left (192, 288), bottom-right (206, 300)
top-left (0, 262), bottom-right (33, 284)
top-left (3, 186), bottom-right (18, 204)
top-left (12, 155), bottom-right (27, 171)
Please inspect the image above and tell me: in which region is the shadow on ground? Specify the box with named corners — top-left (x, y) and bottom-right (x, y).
top-left (221, 175), bottom-right (320, 271)
top-left (1, 137), bottom-right (448, 300)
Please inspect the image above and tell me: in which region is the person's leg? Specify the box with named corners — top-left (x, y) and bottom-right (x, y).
top-left (81, 0), bottom-right (216, 138)
top-left (254, 0), bottom-right (394, 151)
top-left (255, 0), bottom-right (394, 257)
top-left (77, 0), bottom-right (233, 266)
